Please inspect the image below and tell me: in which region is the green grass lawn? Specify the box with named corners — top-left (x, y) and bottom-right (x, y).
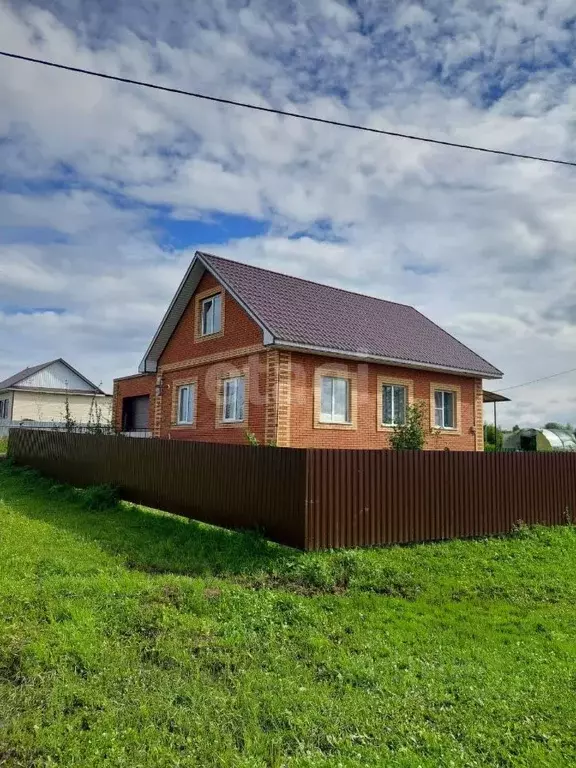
top-left (0, 436), bottom-right (7, 456)
top-left (1, 461), bottom-right (575, 767)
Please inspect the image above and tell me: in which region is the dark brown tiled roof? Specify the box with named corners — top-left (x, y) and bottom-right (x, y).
top-left (200, 252), bottom-right (502, 378)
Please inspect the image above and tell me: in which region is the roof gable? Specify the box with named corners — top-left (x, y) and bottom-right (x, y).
top-left (139, 255), bottom-right (270, 372)
top-left (141, 251), bottom-right (503, 379)
top-left (0, 359), bottom-right (104, 394)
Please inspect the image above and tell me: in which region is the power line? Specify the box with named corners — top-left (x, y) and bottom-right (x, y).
top-left (496, 367), bottom-right (576, 393)
top-left (2, 49), bottom-right (576, 169)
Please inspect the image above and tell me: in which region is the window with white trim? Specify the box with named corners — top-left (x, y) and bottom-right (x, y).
top-left (200, 293), bottom-right (222, 336)
top-left (382, 384), bottom-right (407, 425)
top-left (222, 376), bottom-right (245, 422)
top-left (0, 400), bottom-right (4, 419)
top-left (320, 376), bottom-right (350, 423)
top-left (177, 384), bottom-right (195, 424)
top-left (434, 390), bottom-right (456, 429)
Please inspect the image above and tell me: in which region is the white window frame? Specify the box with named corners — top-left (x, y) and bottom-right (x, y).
top-left (320, 376), bottom-right (350, 424)
top-left (200, 293), bottom-right (222, 336)
top-left (177, 384), bottom-right (195, 425)
top-left (381, 384), bottom-right (408, 426)
top-left (222, 376), bottom-right (245, 423)
top-left (434, 389), bottom-right (456, 429)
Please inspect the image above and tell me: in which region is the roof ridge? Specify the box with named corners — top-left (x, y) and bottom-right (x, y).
top-left (198, 251), bottom-right (413, 310)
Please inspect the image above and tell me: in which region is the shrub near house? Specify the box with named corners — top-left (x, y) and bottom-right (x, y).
top-left (114, 252), bottom-right (502, 450)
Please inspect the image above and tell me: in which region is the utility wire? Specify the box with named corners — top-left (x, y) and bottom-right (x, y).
top-left (2, 50), bottom-right (576, 169)
top-left (496, 367), bottom-right (576, 393)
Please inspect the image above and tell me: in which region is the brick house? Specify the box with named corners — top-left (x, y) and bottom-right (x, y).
top-left (113, 252), bottom-right (502, 450)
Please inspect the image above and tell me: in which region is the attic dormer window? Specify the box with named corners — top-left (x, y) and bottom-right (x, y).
top-left (201, 293), bottom-right (222, 336)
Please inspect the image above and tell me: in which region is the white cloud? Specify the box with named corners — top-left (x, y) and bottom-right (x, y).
top-left (0, 0), bottom-right (575, 427)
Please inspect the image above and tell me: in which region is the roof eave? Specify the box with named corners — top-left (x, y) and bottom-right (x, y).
top-left (8, 386), bottom-right (111, 396)
top-left (272, 340), bottom-right (503, 379)
top-left (139, 257), bottom-right (202, 374)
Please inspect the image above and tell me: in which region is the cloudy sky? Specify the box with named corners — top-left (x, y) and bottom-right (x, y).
top-left (1, 0), bottom-right (575, 427)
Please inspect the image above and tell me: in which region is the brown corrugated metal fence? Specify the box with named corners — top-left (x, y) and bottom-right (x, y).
top-left (7, 429), bottom-right (308, 548)
top-left (7, 430), bottom-right (576, 550)
top-left (305, 449), bottom-right (576, 549)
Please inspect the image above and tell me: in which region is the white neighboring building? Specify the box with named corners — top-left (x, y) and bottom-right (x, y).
top-left (0, 358), bottom-right (112, 432)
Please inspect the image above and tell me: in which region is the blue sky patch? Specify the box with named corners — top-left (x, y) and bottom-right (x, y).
top-left (0, 306), bottom-right (67, 316)
top-left (154, 212), bottom-right (269, 249)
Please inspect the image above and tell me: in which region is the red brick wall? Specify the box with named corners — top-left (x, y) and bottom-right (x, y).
top-left (159, 351), bottom-right (268, 444)
top-left (112, 374), bottom-right (155, 431)
top-left (159, 272), bottom-right (263, 367)
top-left (288, 351), bottom-right (481, 451)
top-left (151, 271), bottom-right (267, 443)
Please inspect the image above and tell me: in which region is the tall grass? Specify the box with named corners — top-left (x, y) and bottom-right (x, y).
top-left (1, 460), bottom-right (575, 767)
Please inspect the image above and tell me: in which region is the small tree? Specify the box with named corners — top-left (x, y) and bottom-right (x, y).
top-left (484, 423), bottom-right (504, 450)
top-left (62, 382), bottom-right (77, 433)
top-left (390, 402), bottom-right (426, 451)
top-left (62, 393), bottom-right (77, 432)
top-left (86, 393), bottom-right (110, 435)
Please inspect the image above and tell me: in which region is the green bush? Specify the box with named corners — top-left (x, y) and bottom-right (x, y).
top-left (79, 484), bottom-right (120, 512)
top-left (390, 402), bottom-right (426, 451)
top-left (484, 424), bottom-right (504, 450)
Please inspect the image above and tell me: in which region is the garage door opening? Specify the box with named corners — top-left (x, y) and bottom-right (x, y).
top-left (122, 395), bottom-right (150, 436)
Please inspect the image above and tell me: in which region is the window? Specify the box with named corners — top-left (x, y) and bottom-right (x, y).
top-left (222, 376), bottom-right (245, 422)
top-left (177, 384), bottom-right (195, 424)
top-left (201, 293), bottom-right (222, 336)
top-left (0, 400), bottom-right (4, 419)
top-left (434, 390), bottom-right (456, 429)
top-left (382, 384), bottom-right (407, 425)
top-left (320, 376), bottom-right (350, 423)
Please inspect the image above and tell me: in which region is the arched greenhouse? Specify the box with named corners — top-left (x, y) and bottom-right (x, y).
top-left (503, 428), bottom-right (576, 452)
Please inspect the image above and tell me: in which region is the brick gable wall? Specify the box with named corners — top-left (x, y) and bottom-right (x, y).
top-left (159, 272), bottom-right (263, 367)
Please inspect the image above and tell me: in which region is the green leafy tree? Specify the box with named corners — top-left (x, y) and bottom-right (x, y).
top-left (484, 423), bottom-right (504, 450)
top-left (390, 402), bottom-right (426, 451)
top-left (544, 422), bottom-right (574, 433)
